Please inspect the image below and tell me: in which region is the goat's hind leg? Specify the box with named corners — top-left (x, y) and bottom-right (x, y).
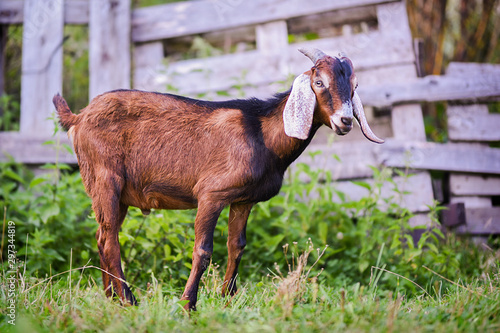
top-left (96, 227), bottom-right (113, 297)
top-left (222, 203), bottom-right (252, 297)
top-left (93, 173), bottom-right (136, 305)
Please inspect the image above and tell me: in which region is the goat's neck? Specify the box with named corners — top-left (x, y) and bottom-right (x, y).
top-left (261, 97), bottom-right (320, 169)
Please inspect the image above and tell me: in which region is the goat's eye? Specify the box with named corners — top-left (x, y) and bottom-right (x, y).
top-left (315, 81), bottom-right (324, 87)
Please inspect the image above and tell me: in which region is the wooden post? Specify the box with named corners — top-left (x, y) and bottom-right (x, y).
top-left (20, 0), bottom-right (64, 135)
top-left (0, 24), bottom-right (7, 96)
top-left (133, 41), bottom-right (163, 90)
top-left (89, 0), bottom-right (131, 100)
top-left (256, 21), bottom-right (288, 56)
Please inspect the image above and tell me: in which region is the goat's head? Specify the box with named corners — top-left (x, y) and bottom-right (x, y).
top-left (283, 48), bottom-right (384, 143)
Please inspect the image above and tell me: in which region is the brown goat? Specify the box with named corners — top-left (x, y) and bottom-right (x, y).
top-left (53, 48), bottom-right (383, 310)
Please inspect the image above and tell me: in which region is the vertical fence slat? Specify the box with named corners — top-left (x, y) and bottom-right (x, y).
top-left (89, 0), bottom-right (130, 99)
top-left (256, 21), bottom-right (288, 55)
top-left (0, 25), bottom-right (7, 95)
top-left (133, 41), bottom-right (163, 90)
top-left (20, 0), bottom-right (64, 135)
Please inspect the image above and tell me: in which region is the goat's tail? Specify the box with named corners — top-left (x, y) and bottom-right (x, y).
top-left (53, 93), bottom-right (78, 131)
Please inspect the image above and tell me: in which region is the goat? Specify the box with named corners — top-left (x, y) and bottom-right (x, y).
top-left (53, 48), bottom-right (383, 310)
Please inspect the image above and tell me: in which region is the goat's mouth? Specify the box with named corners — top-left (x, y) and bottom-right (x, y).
top-left (331, 120), bottom-right (352, 136)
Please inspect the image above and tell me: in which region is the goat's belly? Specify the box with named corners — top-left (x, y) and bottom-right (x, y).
top-left (145, 193), bottom-right (197, 210)
top-left (121, 182), bottom-right (198, 210)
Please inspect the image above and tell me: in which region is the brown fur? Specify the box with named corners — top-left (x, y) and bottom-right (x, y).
top-left (54, 54), bottom-right (360, 310)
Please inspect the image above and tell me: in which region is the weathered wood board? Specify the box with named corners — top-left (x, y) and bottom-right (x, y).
top-left (379, 140), bottom-right (500, 175)
top-left (20, 0), bottom-right (64, 135)
top-left (447, 105), bottom-right (500, 142)
top-left (454, 207), bottom-right (500, 234)
top-left (391, 104), bottom-right (426, 142)
top-left (300, 173), bottom-right (433, 214)
top-left (450, 174), bottom-right (500, 196)
top-left (131, 0), bottom-right (398, 42)
top-left (332, 172), bottom-right (434, 213)
top-left (0, 132), bottom-right (75, 164)
top-left (296, 139), bottom-right (500, 178)
top-left (446, 61), bottom-right (500, 78)
top-left (358, 74), bottom-right (500, 108)
top-left (89, 0), bottom-right (131, 99)
top-left (450, 196), bottom-right (492, 208)
top-left (0, 0), bottom-right (89, 25)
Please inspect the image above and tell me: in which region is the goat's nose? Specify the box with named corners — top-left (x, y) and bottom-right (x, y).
top-left (341, 117), bottom-right (353, 127)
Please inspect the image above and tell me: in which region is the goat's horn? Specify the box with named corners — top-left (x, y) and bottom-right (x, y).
top-left (352, 91), bottom-right (384, 144)
top-left (298, 48), bottom-right (327, 64)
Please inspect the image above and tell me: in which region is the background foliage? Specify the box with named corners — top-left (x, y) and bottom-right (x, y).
top-left (1, 155), bottom-right (498, 295)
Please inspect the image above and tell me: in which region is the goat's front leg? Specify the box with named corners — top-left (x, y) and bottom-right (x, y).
top-left (222, 203), bottom-right (252, 297)
top-left (181, 199), bottom-right (225, 310)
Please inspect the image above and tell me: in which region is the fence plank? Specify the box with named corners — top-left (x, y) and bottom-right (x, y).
top-left (89, 0), bottom-right (130, 99)
top-left (450, 174), bottom-right (500, 196)
top-left (447, 105), bottom-right (500, 142)
top-left (132, 0), bottom-right (398, 43)
top-left (450, 196), bottom-right (492, 208)
top-left (64, 0), bottom-right (89, 25)
top-left (446, 62), bottom-right (500, 77)
top-left (133, 30), bottom-right (415, 96)
top-left (0, 132), bottom-right (76, 164)
top-left (0, 0), bottom-right (24, 24)
top-left (0, 25), bottom-right (7, 94)
top-left (379, 141), bottom-right (500, 174)
top-left (0, 0), bottom-right (89, 24)
top-left (358, 73), bottom-right (500, 108)
top-left (20, 0), bottom-right (64, 135)
top-left (391, 104), bottom-right (426, 141)
top-left (454, 208), bottom-right (500, 234)
top-left (133, 41), bottom-right (164, 90)
top-left (332, 172), bottom-right (434, 213)
top-left (256, 21), bottom-right (288, 55)
top-left (294, 140), bottom-right (500, 180)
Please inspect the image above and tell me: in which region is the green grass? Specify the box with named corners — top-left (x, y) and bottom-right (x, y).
top-left (2, 247), bottom-right (500, 333)
top-left (1, 160), bottom-right (500, 332)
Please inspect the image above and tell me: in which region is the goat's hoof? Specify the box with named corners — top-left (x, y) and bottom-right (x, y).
top-left (124, 288), bottom-right (138, 306)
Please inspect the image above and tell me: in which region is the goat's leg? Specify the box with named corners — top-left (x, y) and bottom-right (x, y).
top-left (181, 200), bottom-right (225, 310)
top-left (222, 203), bottom-right (252, 297)
top-left (93, 175), bottom-right (136, 305)
top-left (96, 227), bottom-right (112, 297)
top-left (96, 202), bottom-right (136, 305)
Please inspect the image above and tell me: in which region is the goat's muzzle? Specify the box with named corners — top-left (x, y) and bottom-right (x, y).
top-left (330, 102), bottom-right (354, 135)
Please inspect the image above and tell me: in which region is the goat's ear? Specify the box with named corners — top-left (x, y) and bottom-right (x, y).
top-left (283, 74), bottom-right (316, 140)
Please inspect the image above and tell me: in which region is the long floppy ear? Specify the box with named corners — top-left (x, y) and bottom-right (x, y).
top-left (283, 74), bottom-right (316, 140)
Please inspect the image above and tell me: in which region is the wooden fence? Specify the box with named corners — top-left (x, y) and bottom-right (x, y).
top-left (0, 0), bottom-right (499, 234)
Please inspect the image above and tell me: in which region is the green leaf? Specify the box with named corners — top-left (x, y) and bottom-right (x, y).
top-left (358, 260), bottom-right (370, 273)
top-left (351, 181), bottom-right (371, 191)
top-left (4, 169), bottom-right (25, 183)
top-left (62, 143), bottom-right (74, 155)
top-left (39, 203), bottom-right (60, 223)
top-left (266, 234), bottom-right (285, 252)
top-left (318, 221), bottom-right (328, 243)
top-left (29, 177), bottom-right (47, 188)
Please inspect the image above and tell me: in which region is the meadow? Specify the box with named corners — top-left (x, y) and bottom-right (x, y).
top-left (1, 155), bottom-right (499, 332)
